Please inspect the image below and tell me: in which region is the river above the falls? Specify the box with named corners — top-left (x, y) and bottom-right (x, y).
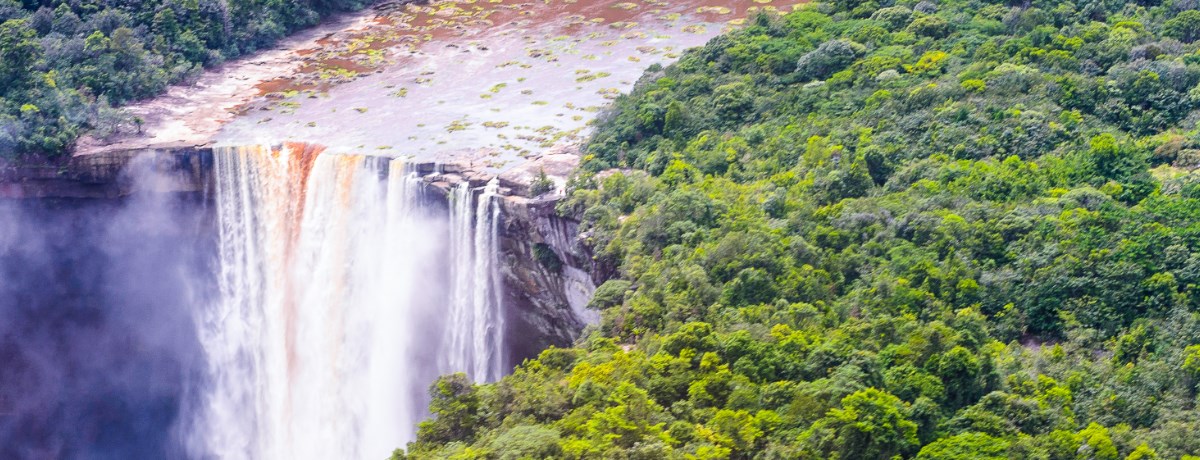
top-left (79, 0), bottom-right (803, 172)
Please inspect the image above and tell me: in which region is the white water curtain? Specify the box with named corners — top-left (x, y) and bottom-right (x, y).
top-left (187, 146), bottom-right (504, 459)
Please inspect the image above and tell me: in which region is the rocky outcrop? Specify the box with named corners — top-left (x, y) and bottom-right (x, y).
top-left (418, 168), bottom-right (600, 366)
top-left (494, 194), bottom-right (599, 365)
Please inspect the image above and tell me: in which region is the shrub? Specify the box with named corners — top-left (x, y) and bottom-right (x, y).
top-left (907, 15), bottom-right (952, 38)
top-left (529, 168), bottom-right (555, 197)
top-left (1164, 10), bottom-right (1200, 43)
top-left (795, 39), bottom-right (865, 81)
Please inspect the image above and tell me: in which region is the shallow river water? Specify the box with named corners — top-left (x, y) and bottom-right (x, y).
top-left (213, 0), bottom-right (804, 169)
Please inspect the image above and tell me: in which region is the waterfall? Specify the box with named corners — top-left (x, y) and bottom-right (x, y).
top-left (473, 178), bottom-right (505, 383)
top-left (189, 145), bottom-right (506, 459)
top-left (445, 178), bottom-right (505, 383)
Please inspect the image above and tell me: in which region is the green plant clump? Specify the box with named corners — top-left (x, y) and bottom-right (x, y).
top-left (529, 168), bottom-right (555, 197)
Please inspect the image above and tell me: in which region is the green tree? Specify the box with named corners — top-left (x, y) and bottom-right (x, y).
top-left (800, 388), bottom-right (920, 459)
top-left (488, 425), bottom-right (562, 460)
top-left (795, 39), bottom-right (864, 81)
top-left (1182, 344), bottom-right (1200, 387)
top-left (1163, 11), bottom-right (1200, 43)
top-left (916, 432), bottom-right (1009, 460)
top-left (0, 19), bottom-right (40, 95)
top-left (1077, 423), bottom-right (1119, 460)
top-left (415, 374), bottom-right (481, 446)
top-left (934, 346), bottom-right (982, 409)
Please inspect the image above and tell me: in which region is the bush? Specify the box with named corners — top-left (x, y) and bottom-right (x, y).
top-left (532, 243), bottom-right (562, 274)
top-left (489, 425), bottom-right (562, 459)
top-left (529, 168), bottom-right (555, 197)
top-left (872, 6), bottom-right (913, 30)
top-left (908, 15), bottom-right (952, 38)
top-left (916, 433), bottom-right (1009, 460)
top-left (1164, 10), bottom-right (1200, 43)
top-left (588, 279), bottom-right (632, 310)
top-left (795, 39), bottom-right (865, 81)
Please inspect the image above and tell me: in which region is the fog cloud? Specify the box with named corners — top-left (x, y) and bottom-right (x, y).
top-left (0, 156), bottom-right (212, 458)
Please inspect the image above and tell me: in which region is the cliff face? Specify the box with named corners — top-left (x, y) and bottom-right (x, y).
top-left (419, 170), bottom-right (598, 366)
top-left (0, 149), bottom-right (596, 367)
top-left (0, 149), bottom-right (213, 198)
top-left (495, 195), bottom-right (598, 365)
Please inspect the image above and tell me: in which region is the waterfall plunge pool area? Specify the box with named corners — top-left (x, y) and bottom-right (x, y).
top-left (0, 146), bottom-right (564, 458)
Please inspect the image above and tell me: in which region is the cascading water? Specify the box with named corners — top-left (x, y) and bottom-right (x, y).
top-left (188, 144), bottom-right (506, 459)
top-left (445, 178), bottom-right (505, 383)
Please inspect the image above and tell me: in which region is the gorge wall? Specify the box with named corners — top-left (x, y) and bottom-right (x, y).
top-left (0, 148), bottom-right (597, 349)
top-left (0, 147), bottom-right (598, 457)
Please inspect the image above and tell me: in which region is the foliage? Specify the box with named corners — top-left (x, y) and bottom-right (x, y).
top-left (530, 168), bottom-right (555, 197)
top-left (0, 0), bottom-right (367, 158)
top-left (799, 388), bottom-right (920, 459)
top-left (533, 243), bottom-right (563, 274)
top-left (416, 373), bottom-right (481, 446)
top-left (795, 39), bottom-right (864, 82)
top-left (407, 0), bottom-right (1200, 458)
top-left (916, 432), bottom-right (1009, 460)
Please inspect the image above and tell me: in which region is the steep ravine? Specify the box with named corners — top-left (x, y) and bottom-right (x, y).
top-left (0, 146), bottom-right (600, 456)
top-left (0, 146), bottom-right (599, 360)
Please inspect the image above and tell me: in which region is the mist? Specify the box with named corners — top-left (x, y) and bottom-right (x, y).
top-left (0, 148), bottom-right (517, 459)
top-left (0, 158), bottom-right (214, 458)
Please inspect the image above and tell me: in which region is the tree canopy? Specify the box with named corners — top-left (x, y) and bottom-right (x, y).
top-left (407, 0), bottom-right (1200, 457)
top-left (0, 0), bottom-right (368, 158)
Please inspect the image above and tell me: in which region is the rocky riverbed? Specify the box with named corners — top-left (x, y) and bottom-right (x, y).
top-left (76, 0), bottom-right (804, 176)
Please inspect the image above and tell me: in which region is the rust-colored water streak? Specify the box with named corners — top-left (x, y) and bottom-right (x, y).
top-left (282, 142), bottom-right (325, 246)
top-left (201, 143), bottom-right (513, 456)
top-left (247, 142), bottom-right (325, 381)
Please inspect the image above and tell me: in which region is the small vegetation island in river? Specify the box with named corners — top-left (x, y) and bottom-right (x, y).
top-left (403, 0), bottom-right (1200, 459)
